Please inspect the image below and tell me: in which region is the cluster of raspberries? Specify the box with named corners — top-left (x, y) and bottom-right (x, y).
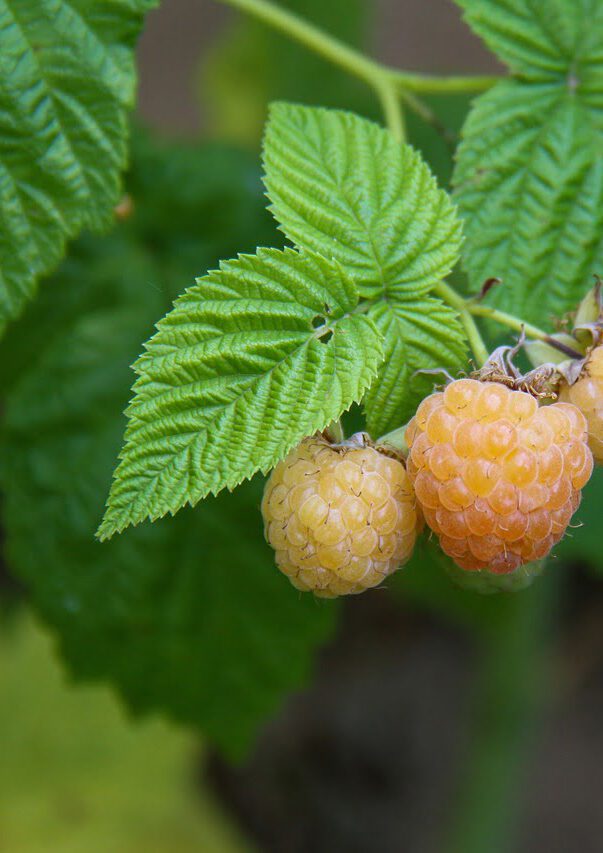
top-left (262, 348), bottom-right (603, 598)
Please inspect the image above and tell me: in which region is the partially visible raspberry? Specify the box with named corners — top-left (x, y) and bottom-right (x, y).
top-left (262, 435), bottom-right (419, 597)
top-left (406, 378), bottom-right (593, 574)
top-left (558, 345), bottom-right (603, 463)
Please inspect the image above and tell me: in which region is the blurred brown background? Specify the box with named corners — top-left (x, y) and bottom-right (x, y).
top-left (137, 0), bottom-right (500, 134)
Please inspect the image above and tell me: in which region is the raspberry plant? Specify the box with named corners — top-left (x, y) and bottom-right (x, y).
top-left (1, 3), bottom-right (603, 835)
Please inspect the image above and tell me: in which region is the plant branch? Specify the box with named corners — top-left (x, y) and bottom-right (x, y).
top-left (214, 0), bottom-right (501, 115)
top-left (435, 282), bottom-right (489, 366)
top-left (468, 303), bottom-right (551, 343)
top-left (467, 303), bottom-right (585, 359)
top-left (375, 79), bottom-right (406, 142)
top-left (215, 0), bottom-right (384, 85)
top-left (391, 71), bottom-right (500, 95)
top-left (437, 285), bottom-right (587, 363)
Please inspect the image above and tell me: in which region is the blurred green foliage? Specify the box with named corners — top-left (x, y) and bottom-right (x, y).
top-left (0, 611), bottom-right (249, 852)
top-left (555, 472), bottom-right (603, 570)
top-left (0, 131), bottom-right (336, 760)
top-left (0, 0), bottom-right (156, 333)
top-left (199, 0), bottom-right (375, 146)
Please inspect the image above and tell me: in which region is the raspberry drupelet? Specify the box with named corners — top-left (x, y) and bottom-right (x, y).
top-left (405, 378), bottom-right (593, 574)
top-left (262, 435), bottom-right (419, 597)
top-left (558, 345), bottom-right (603, 463)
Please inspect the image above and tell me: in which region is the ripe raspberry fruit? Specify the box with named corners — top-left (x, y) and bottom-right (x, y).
top-left (558, 345), bottom-right (603, 463)
top-left (406, 378), bottom-right (593, 575)
top-left (262, 435), bottom-right (419, 597)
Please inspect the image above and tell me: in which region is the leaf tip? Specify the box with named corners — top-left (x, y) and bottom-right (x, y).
top-left (95, 516), bottom-right (117, 542)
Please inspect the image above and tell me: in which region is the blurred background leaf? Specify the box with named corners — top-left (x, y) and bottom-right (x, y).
top-left (0, 0), bottom-right (156, 333)
top-left (0, 131), bottom-right (337, 760)
top-left (0, 610), bottom-right (250, 852)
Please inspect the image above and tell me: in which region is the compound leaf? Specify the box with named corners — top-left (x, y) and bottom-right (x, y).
top-left (263, 103), bottom-right (463, 299)
top-left (0, 0), bottom-right (154, 332)
top-left (364, 297), bottom-right (468, 437)
top-left (99, 247), bottom-right (384, 539)
top-left (454, 0), bottom-right (603, 325)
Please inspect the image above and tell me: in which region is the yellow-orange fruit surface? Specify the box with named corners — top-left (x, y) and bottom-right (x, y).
top-left (406, 379), bottom-right (593, 574)
top-left (262, 436), bottom-right (419, 597)
top-left (559, 345), bottom-right (603, 463)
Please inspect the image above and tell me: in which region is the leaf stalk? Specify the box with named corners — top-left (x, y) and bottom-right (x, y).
top-left (467, 303), bottom-right (553, 345)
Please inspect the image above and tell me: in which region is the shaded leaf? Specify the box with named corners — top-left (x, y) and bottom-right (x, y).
top-left (0, 0), bottom-right (155, 331)
top-left (0, 233), bottom-right (337, 759)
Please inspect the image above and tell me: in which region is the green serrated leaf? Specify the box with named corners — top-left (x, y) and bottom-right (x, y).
top-left (99, 247), bottom-right (384, 539)
top-left (455, 0), bottom-right (588, 79)
top-left (0, 0), bottom-right (155, 333)
top-left (0, 233), bottom-right (337, 759)
top-left (454, 1), bottom-right (603, 325)
top-left (263, 103), bottom-right (463, 299)
top-left (0, 132), bottom-right (280, 395)
top-left (364, 297), bottom-right (468, 436)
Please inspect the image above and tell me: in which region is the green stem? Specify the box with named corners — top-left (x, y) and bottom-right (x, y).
top-left (437, 285), bottom-right (585, 363)
top-left (375, 79), bottom-right (406, 143)
top-left (391, 71), bottom-right (500, 95)
top-left (216, 0), bottom-right (409, 139)
top-left (215, 0), bottom-right (500, 102)
top-left (324, 419), bottom-right (344, 443)
top-left (467, 303), bottom-right (585, 359)
top-left (399, 89), bottom-right (456, 146)
top-left (468, 303), bottom-right (551, 343)
top-left (435, 282), bottom-right (489, 366)
top-left (215, 0), bottom-right (384, 85)
top-left (445, 576), bottom-right (557, 853)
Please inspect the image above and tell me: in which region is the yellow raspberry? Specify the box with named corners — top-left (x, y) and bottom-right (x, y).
top-left (262, 435), bottom-right (419, 597)
top-left (558, 345), bottom-right (603, 463)
top-left (406, 378), bottom-right (593, 575)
